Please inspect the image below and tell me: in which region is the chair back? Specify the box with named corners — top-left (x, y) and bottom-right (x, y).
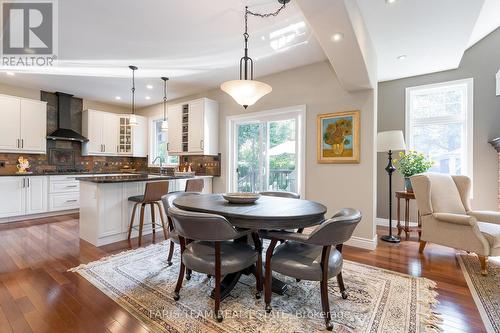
top-left (168, 206), bottom-right (241, 241)
top-left (185, 178), bottom-right (204, 192)
top-left (143, 181), bottom-right (169, 202)
top-left (162, 191), bottom-right (201, 212)
top-left (259, 191), bottom-right (300, 199)
top-left (307, 208), bottom-right (361, 246)
top-left (411, 173), bottom-right (467, 215)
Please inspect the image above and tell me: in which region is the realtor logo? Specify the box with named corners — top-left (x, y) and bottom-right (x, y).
top-left (1, 0), bottom-right (57, 66)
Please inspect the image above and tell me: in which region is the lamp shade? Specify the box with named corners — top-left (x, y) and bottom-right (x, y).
top-left (129, 114), bottom-right (138, 126)
top-left (377, 130), bottom-right (406, 152)
top-left (220, 79), bottom-right (272, 108)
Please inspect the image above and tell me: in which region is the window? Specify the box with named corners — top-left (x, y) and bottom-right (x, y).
top-left (406, 78), bottom-right (473, 176)
top-left (149, 118), bottom-right (179, 166)
top-left (227, 105), bottom-right (306, 197)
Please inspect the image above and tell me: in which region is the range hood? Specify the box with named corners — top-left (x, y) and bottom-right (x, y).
top-left (47, 92), bottom-right (89, 142)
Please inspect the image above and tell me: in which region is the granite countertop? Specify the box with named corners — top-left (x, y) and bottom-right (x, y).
top-left (76, 174), bottom-right (196, 183)
top-left (0, 171), bottom-right (133, 177)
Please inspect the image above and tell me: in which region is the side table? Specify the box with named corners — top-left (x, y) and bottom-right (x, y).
top-left (395, 191), bottom-right (422, 240)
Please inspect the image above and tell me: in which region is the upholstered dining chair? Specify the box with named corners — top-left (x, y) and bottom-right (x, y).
top-left (411, 173), bottom-right (500, 275)
top-left (168, 206), bottom-right (262, 322)
top-left (185, 178), bottom-right (204, 192)
top-left (262, 208), bottom-right (361, 330)
top-left (259, 191), bottom-right (303, 233)
top-left (161, 192), bottom-right (200, 270)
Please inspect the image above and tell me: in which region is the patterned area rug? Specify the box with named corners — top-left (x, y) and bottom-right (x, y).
top-left (457, 254), bottom-right (500, 333)
top-left (70, 242), bottom-right (441, 332)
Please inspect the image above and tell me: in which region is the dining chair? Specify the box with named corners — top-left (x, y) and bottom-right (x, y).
top-left (259, 191), bottom-right (304, 233)
top-left (262, 208), bottom-right (361, 330)
top-left (185, 178), bottom-right (204, 192)
top-left (168, 206), bottom-right (262, 322)
top-left (161, 191), bottom-right (201, 269)
top-left (127, 181), bottom-right (169, 246)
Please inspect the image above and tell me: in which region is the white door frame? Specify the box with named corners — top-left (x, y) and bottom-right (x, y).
top-left (226, 105), bottom-right (306, 198)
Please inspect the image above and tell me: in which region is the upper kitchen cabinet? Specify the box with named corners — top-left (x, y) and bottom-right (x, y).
top-left (0, 94), bottom-right (47, 154)
top-left (82, 109), bottom-right (147, 157)
top-left (168, 98), bottom-right (218, 156)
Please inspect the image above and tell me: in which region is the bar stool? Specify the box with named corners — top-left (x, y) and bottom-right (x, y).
top-left (185, 178), bottom-right (204, 192)
top-left (127, 181), bottom-right (169, 246)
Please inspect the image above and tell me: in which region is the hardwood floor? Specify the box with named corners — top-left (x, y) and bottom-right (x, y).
top-left (0, 214), bottom-right (486, 333)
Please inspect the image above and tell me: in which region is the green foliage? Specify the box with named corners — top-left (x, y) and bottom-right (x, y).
top-left (394, 151), bottom-right (434, 178)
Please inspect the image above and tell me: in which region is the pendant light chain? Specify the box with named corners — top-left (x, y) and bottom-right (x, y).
top-left (162, 77), bottom-right (169, 121)
top-left (131, 66), bottom-right (136, 115)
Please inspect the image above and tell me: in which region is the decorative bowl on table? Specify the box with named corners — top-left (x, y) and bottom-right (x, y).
top-left (222, 192), bottom-right (261, 204)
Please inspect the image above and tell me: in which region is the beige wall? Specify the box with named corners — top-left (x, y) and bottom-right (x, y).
top-left (139, 61), bottom-right (378, 243)
top-left (0, 82), bottom-right (130, 114)
top-left (377, 28), bottom-right (500, 221)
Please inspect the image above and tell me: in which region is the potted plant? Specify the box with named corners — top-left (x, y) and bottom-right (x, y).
top-left (393, 151), bottom-right (433, 192)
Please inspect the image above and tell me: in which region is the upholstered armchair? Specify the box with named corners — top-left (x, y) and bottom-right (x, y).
top-left (411, 173), bottom-right (500, 275)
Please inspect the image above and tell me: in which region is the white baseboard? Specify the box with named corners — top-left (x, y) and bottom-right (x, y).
top-left (345, 235), bottom-right (378, 251)
top-left (0, 209), bottom-right (79, 224)
top-left (376, 217), bottom-right (418, 228)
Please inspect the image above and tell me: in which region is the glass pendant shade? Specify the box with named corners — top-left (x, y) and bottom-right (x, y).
top-left (161, 120), bottom-right (168, 131)
top-left (129, 114), bottom-right (138, 126)
top-left (220, 79), bottom-right (272, 109)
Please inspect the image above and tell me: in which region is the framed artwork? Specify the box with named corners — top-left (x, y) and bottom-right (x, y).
top-left (317, 110), bottom-right (360, 164)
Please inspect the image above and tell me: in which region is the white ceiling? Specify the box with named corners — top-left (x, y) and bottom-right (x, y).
top-left (0, 0), bottom-right (326, 107)
top-left (356, 0), bottom-right (500, 82)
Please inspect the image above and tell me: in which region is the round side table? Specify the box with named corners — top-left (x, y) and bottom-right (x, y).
top-left (395, 191), bottom-right (422, 240)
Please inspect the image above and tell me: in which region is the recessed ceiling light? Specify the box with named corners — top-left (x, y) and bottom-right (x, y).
top-left (386, 0), bottom-right (398, 4)
top-left (6, 71), bottom-right (15, 76)
top-left (115, 96), bottom-right (121, 100)
top-left (145, 96), bottom-right (151, 100)
top-left (397, 55), bottom-right (407, 60)
top-left (331, 33), bottom-right (344, 42)
top-left (146, 84), bottom-right (153, 89)
top-left (261, 36), bottom-right (266, 41)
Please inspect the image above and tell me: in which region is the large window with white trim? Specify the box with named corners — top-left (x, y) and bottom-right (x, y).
top-left (405, 78), bottom-right (473, 176)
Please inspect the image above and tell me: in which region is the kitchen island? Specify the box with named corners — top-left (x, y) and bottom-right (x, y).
top-left (78, 174), bottom-right (212, 246)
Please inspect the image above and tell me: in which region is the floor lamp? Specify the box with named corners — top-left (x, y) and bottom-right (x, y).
top-left (377, 130), bottom-right (406, 243)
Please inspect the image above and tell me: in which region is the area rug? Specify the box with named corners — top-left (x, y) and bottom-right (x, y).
top-left (69, 242), bottom-right (441, 332)
top-left (457, 253), bottom-right (500, 333)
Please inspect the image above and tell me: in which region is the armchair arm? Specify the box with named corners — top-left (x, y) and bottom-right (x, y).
top-left (259, 230), bottom-right (310, 243)
top-left (468, 211), bottom-right (500, 225)
top-left (433, 213), bottom-right (476, 226)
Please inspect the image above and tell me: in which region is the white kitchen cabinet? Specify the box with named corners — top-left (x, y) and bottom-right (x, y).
top-left (168, 98), bottom-right (218, 156)
top-left (0, 176), bottom-right (47, 218)
top-left (0, 94), bottom-right (46, 154)
top-left (103, 112), bottom-right (119, 155)
top-left (118, 115), bottom-right (147, 157)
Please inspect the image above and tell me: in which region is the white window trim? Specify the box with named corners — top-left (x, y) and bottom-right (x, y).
top-left (405, 78), bottom-right (474, 183)
top-left (148, 114), bottom-right (179, 167)
top-left (226, 105), bottom-right (306, 198)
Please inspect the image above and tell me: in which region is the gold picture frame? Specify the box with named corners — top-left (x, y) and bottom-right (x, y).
top-left (317, 110), bottom-right (360, 164)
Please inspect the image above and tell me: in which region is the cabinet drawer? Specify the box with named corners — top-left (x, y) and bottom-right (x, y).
top-left (49, 181), bottom-right (79, 193)
top-left (49, 193), bottom-right (79, 211)
top-left (49, 175), bottom-right (81, 182)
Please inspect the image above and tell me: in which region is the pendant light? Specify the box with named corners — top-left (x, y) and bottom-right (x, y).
top-left (220, 0), bottom-right (289, 109)
top-left (161, 77), bottom-right (169, 131)
top-left (129, 65), bottom-right (138, 126)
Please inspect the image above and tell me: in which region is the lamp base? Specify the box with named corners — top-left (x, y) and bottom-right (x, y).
top-left (381, 235), bottom-right (401, 243)
top-left (278, 0), bottom-right (291, 4)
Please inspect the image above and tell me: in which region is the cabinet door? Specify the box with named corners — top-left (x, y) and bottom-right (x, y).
top-left (20, 100), bottom-right (47, 153)
top-left (167, 105), bottom-right (183, 154)
top-left (84, 110), bottom-right (104, 154)
top-left (26, 176), bottom-right (48, 215)
top-left (102, 113), bottom-right (119, 155)
top-left (0, 95), bottom-right (21, 151)
top-left (0, 177), bottom-right (25, 218)
top-left (188, 100), bottom-right (204, 153)
top-left (131, 115), bottom-right (147, 157)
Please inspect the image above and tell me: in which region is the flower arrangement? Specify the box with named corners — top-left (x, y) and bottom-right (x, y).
top-left (16, 156), bottom-right (31, 174)
top-left (323, 118), bottom-right (353, 154)
top-left (393, 151), bottom-right (433, 191)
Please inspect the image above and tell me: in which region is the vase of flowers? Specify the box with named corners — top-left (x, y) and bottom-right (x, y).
top-left (393, 151), bottom-right (433, 192)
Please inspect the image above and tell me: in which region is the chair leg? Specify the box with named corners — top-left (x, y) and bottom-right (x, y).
top-left (150, 203), bottom-right (156, 237)
top-left (127, 203), bottom-right (138, 240)
top-left (337, 272), bottom-right (348, 299)
top-left (155, 202), bottom-right (168, 240)
top-left (478, 255), bottom-right (488, 276)
top-left (265, 239), bottom-right (278, 313)
top-left (297, 228), bottom-right (304, 233)
top-left (138, 204), bottom-right (145, 247)
top-left (173, 261), bottom-right (185, 301)
top-left (320, 279), bottom-right (333, 331)
top-left (214, 242), bottom-right (223, 322)
top-left (186, 269), bottom-right (192, 280)
top-left (251, 233), bottom-right (263, 299)
top-left (418, 240), bottom-right (427, 254)
top-left (166, 240), bottom-right (175, 266)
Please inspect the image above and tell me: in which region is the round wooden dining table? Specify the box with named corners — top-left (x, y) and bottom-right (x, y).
top-left (173, 193), bottom-right (327, 299)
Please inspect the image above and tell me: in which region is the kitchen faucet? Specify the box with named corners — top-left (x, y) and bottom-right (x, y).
top-left (152, 156), bottom-right (165, 175)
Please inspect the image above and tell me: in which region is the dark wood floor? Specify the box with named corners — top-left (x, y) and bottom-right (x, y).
top-left (0, 214), bottom-right (485, 333)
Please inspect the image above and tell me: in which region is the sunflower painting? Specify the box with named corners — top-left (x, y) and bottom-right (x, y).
top-left (317, 110), bottom-right (360, 163)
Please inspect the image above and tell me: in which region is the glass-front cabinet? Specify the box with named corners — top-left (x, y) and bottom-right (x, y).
top-left (118, 116), bottom-right (132, 155)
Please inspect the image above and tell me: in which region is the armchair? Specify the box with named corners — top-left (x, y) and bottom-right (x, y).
top-left (411, 173), bottom-right (500, 275)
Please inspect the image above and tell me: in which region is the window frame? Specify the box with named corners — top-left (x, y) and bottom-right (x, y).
top-left (405, 78), bottom-right (474, 181)
top-left (148, 115), bottom-right (179, 167)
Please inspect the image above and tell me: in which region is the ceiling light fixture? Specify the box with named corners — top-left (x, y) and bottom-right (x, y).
top-left (397, 55), bottom-right (407, 60)
top-left (145, 96), bottom-right (151, 100)
top-left (115, 96), bottom-right (121, 100)
top-left (161, 77), bottom-right (169, 132)
top-left (385, 0), bottom-right (398, 4)
top-left (146, 84), bottom-right (153, 89)
top-left (129, 65), bottom-right (138, 126)
top-left (331, 32), bottom-right (344, 42)
top-left (6, 71), bottom-right (15, 76)
top-left (220, 0), bottom-right (290, 109)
